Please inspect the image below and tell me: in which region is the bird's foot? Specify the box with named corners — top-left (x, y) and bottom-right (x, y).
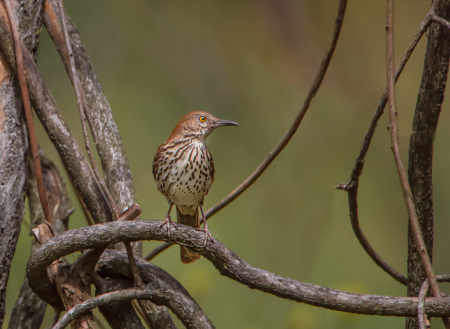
top-left (160, 215), bottom-right (177, 237)
top-left (196, 227), bottom-right (213, 246)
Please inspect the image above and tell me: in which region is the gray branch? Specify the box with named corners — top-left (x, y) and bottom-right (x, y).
top-left (26, 220), bottom-right (450, 318)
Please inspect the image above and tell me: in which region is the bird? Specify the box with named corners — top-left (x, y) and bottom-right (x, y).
top-left (152, 111), bottom-right (238, 263)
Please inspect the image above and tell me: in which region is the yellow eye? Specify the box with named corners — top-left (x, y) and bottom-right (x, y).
top-left (199, 116), bottom-right (206, 122)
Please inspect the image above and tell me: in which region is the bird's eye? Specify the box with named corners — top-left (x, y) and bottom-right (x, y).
top-left (199, 116), bottom-right (206, 122)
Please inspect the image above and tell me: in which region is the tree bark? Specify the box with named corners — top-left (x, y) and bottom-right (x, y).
top-left (0, 51), bottom-right (28, 328)
top-left (406, 1), bottom-right (450, 328)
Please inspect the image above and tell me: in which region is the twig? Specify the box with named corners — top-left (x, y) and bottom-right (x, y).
top-left (386, 2), bottom-right (450, 328)
top-left (418, 278), bottom-right (430, 329)
top-left (3, 0), bottom-right (52, 226)
top-left (146, 0), bottom-right (348, 261)
top-left (335, 4), bottom-right (435, 285)
top-left (57, 0), bottom-right (119, 219)
top-left (418, 275), bottom-right (450, 329)
top-left (117, 203), bottom-right (142, 222)
top-left (26, 220), bottom-right (450, 317)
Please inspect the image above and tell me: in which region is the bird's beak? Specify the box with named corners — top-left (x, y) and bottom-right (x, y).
top-left (214, 119), bottom-right (239, 127)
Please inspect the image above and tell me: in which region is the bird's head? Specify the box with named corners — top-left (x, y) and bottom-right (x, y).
top-left (168, 111), bottom-right (238, 141)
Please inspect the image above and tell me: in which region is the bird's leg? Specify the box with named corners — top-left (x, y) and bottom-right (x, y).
top-left (160, 203), bottom-right (177, 237)
top-left (196, 205), bottom-right (212, 246)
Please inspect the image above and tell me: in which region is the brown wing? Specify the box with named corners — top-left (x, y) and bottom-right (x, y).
top-left (206, 146), bottom-right (215, 185)
top-left (152, 143), bottom-right (165, 181)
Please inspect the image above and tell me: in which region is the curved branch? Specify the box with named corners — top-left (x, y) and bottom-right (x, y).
top-left (27, 220), bottom-right (450, 317)
top-left (53, 288), bottom-right (213, 329)
top-left (336, 5), bottom-right (435, 285)
top-left (146, 0), bottom-right (348, 260)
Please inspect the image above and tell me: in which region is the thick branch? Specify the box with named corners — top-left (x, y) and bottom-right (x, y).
top-left (0, 51), bottom-right (28, 328)
top-left (43, 0), bottom-right (138, 219)
top-left (8, 151), bottom-right (73, 329)
top-left (406, 1), bottom-right (450, 328)
top-left (26, 220), bottom-right (450, 317)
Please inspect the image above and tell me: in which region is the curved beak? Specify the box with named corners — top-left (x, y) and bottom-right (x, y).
top-left (214, 119), bottom-right (239, 127)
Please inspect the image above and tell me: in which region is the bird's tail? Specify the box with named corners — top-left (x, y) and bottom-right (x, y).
top-left (176, 206), bottom-right (201, 264)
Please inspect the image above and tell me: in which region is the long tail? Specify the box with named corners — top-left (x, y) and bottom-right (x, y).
top-left (176, 206), bottom-right (201, 264)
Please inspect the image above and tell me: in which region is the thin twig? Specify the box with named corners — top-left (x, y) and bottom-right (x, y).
top-left (117, 203), bottom-right (142, 222)
top-left (146, 0), bottom-right (348, 261)
top-left (386, 2), bottom-right (450, 328)
top-left (418, 278), bottom-right (430, 329)
top-left (3, 0), bottom-right (53, 226)
top-left (335, 4), bottom-right (435, 285)
top-left (57, 0), bottom-right (119, 219)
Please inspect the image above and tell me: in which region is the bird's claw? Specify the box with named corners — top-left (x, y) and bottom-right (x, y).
top-left (196, 227), bottom-right (213, 246)
top-left (160, 215), bottom-right (177, 237)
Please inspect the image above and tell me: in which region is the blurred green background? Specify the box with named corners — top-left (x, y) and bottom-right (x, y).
top-left (4, 0), bottom-right (450, 328)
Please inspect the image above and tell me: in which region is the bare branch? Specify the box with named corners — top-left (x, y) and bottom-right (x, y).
top-left (386, 1), bottom-right (450, 328)
top-left (147, 0), bottom-right (348, 260)
top-left (335, 5), bottom-right (435, 285)
top-left (4, 0), bottom-right (52, 225)
top-left (53, 287), bottom-right (213, 329)
top-left (9, 151), bottom-right (73, 329)
top-left (0, 2), bottom-right (113, 224)
top-left (43, 0), bottom-right (138, 220)
top-left (56, 0), bottom-right (119, 218)
top-left (26, 220), bottom-right (450, 317)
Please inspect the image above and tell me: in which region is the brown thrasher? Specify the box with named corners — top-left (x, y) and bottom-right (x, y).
top-left (153, 111), bottom-right (238, 263)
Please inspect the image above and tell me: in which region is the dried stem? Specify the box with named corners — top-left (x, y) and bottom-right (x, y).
top-left (3, 0), bottom-right (52, 225)
top-left (386, 1), bottom-right (450, 328)
top-left (26, 220), bottom-right (450, 317)
top-left (146, 0), bottom-right (348, 260)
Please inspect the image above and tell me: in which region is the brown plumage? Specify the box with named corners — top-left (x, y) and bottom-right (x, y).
top-left (153, 111), bottom-right (238, 263)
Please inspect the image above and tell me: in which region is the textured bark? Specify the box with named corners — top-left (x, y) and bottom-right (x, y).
top-left (0, 1), bottom-right (46, 326)
top-left (26, 220), bottom-right (450, 317)
top-left (43, 1), bottom-right (141, 254)
top-left (0, 51), bottom-right (27, 328)
top-left (0, 3), bottom-right (113, 224)
top-left (94, 276), bottom-right (145, 329)
top-left (8, 152), bottom-right (73, 329)
top-left (406, 1), bottom-right (450, 328)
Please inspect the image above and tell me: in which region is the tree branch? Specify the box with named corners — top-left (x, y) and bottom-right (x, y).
top-left (147, 0), bottom-right (348, 260)
top-left (406, 1), bottom-right (450, 328)
top-left (335, 4), bottom-right (435, 285)
top-left (26, 220), bottom-right (450, 317)
top-left (386, 1), bottom-right (450, 328)
top-left (0, 2), bottom-right (113, 224)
